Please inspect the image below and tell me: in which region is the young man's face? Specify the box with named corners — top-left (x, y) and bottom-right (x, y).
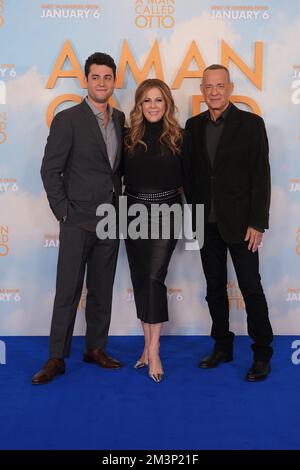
top-left (201, 69), bottom-right (233, 114)
top-left (86, 64), bottom-right (115, 104)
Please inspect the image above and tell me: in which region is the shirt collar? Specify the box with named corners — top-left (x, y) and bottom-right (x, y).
top-left (85, 96), bottom-right (113, 121)
top-left (205, 102), bottom-right (232, 124)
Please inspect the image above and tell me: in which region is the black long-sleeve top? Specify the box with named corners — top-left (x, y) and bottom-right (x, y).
top-left (124, 120), bottom-right (192, 200)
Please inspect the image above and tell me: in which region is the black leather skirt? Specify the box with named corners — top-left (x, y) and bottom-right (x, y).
top-left (124, 187), bottom-right (182, 324)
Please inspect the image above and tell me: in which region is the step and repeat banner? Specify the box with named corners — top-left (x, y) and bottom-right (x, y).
top-left (0, 0), bottom-right (299, 335)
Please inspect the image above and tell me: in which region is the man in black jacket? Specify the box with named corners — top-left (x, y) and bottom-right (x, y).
top-left (185, 64), bottom-right (273, 381)
top-left (32, 52), bottom-right (125, 384)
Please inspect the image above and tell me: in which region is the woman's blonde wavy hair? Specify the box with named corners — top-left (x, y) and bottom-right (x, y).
top-left (125, 78), bottom-right (182, 155)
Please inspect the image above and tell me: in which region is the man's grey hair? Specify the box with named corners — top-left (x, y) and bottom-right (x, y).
top-left (202, 64), bottom-right (231, 82)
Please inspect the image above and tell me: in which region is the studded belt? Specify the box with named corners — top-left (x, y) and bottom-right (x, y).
top-left (124, 187), bottom-right (179, 203)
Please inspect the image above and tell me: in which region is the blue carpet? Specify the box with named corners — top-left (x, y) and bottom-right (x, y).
top-left (0, 336), bottom-right (299, 450)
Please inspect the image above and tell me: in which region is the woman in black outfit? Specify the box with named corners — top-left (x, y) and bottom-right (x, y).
top-left (124, 79), bottom-right (191, 382)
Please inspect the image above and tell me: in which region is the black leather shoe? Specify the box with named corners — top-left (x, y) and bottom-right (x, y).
top-left (246, 360), bottom-right (271, 382)
top-left (199, 350), bottom-right (233, 369)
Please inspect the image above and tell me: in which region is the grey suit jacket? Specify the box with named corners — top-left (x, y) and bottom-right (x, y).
top-left (41, 100), bottom-right (125, 231)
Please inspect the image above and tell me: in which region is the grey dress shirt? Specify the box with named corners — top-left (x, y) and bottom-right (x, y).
top-left (85, 97), bottom-right (118, 169)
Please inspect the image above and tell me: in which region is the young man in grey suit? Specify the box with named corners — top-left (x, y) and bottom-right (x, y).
top-left (186, 64), bottom-right (273, 381)
top-left (32, 52), bottom-right (125, 384)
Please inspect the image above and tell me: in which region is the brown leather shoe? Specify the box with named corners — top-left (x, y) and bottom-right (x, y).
top-left (32, 358), bottom-right (65, 384)
top-left (83, 348), bottom-right (122, 369)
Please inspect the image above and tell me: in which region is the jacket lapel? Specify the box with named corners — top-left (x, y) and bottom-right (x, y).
top-left (197, 112), bottom-right (211, 172)
top-left (112, 109), bottom-right (122, 171)
top-left (213, 104), bottom-right (240, 170)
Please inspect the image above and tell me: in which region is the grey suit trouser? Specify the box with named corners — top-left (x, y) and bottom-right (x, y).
top-left (49, 222), bottom-right (119, 358)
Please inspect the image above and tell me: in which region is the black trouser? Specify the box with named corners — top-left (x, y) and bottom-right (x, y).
top-left (49, 223), bottom-right (119, 358)
top-left (200, 223), bottom-right (273, 362)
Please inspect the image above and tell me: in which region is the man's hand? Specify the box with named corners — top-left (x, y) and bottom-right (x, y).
top-left (244, 227), bottom-right (263, 253)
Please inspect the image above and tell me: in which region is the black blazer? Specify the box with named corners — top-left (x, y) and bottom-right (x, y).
top-left (180, 130), bottom-right (193, 204)
top-left (41, 100), bottom-right (125, 231)
top-left (185, 103), bottom-right (271, 243)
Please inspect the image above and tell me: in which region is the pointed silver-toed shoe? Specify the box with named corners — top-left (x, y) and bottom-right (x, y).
top-left (148, 371), bottom-right (164, 383)
top-left (134, 360), bottom-right (148, 369)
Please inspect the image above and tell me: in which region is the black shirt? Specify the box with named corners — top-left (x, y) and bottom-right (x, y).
top-left (205, 103), bottom-right (232, 167)
top-left (204, 103), bottom-right (232, 222)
